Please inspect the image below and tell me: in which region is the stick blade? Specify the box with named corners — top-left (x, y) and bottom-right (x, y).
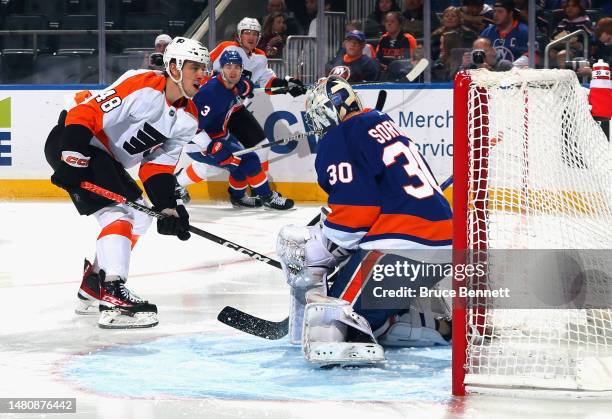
top-left (217, 306), bottom-right (288, 340)
top-left (406, 58), bottom-right (430, 82)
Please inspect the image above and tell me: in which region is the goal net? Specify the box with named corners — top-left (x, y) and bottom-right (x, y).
top-left (452, 68), bottom-right (612, 396)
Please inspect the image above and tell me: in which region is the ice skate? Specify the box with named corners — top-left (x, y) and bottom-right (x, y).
top-left (75, 259), bottom-right (100, 315)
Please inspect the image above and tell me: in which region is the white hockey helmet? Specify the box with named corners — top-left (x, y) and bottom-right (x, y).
top-left (237, 17), bottom-right (261, 45)
top-left (163, 36), bottom-right (210, 74)
top-left (305, 76), bottom-right (363, 135)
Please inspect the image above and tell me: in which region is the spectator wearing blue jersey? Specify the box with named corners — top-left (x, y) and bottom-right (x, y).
top-left (176, 51), bottom-right (294, 210)
top-left (480, 0), bottom-right (530, 66)
top-left (326, 30), bottom-right (380, 82)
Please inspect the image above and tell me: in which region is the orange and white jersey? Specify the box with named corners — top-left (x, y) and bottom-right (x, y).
top-left (210, 41), bottom-right (277, 89)
top-left (65, 69), bottom-right (198, 180)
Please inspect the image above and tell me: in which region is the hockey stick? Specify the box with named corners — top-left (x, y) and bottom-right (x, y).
top-left (406, 58), bottom-right (430, 82)
top-left (374, 89), bottom-right (387, 111)
top-left (80, 181), bottom-right (284, 269)
top-left (217, 176), bottom-right (454, 340)
top-left (233, 129), bottom-right (322, 157)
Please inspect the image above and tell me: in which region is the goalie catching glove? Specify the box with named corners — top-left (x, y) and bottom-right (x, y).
top-left (276, 223), bottom-right (352, 288)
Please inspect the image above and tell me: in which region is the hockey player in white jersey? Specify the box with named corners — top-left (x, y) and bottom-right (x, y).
top-left (176, 17), bottom-right (307, 203)
top-left (44, 37), bottom-right (210, 329)
top-left (276, 77), bottom-right (452, 365)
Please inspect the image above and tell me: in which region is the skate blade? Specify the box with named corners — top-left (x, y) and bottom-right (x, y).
top-left (98, 310), bottom-right (159, 329)
top-left (75, 299), bottom-right (99, 315)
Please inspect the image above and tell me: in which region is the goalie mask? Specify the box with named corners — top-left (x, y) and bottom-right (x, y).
top-left (305, 76), bottom-right (363, 136)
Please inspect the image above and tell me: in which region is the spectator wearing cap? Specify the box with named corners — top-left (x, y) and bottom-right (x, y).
top-left (376, 12), bottom-right (418, 72)
top-left (330, 21), bottom-right (377, 60)
top-left (326, 30), bottom-right (380, 82)
top-left (145, 33), bottom-right (172, 70)
top-left (480, 0), bottom-right (530, 67)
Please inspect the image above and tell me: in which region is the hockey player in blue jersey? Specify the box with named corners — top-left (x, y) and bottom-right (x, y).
top-left (276, 76), bottom-right (452, 365)
top-left (175, 50), bottom-right (294, 210)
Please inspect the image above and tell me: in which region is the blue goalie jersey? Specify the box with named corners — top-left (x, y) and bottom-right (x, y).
top-left (315, 109), bottom-right (452, 250)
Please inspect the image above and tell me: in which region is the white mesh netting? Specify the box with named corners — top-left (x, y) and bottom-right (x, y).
top-left (463, 68), bottom-right (612, 393)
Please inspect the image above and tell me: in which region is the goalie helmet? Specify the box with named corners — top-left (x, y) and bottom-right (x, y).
top-left (163, 37), bottom-right (210, 74)
top-left (305, 76), bottom-right (363, 135)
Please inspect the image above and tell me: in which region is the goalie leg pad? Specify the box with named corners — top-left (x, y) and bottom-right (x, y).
top-left (377, 308), bottom-right (450, 347)
top-left (302, 295), bottom-right (384, 365)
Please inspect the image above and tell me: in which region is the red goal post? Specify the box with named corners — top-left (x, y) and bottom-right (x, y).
top-left (452, 68), bottom-right (612, 397)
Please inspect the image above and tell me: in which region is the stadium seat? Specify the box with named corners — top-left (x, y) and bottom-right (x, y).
top-left (33, 54), bottom-right (82, 83)
top-left (106, 53), bottom-right (147, 80)
top-left (0, 52), bottom-right (35, 83)
top-left (2, 14), bottom-right (50, 53)
top-left (57, 14), bottom-right (98, 55)
top-left (23, 0), bottom-right (65, 27)
top-left (118, 13), bottom-right (169, 53)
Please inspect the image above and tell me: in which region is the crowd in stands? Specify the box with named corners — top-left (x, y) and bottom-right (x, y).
top-left (255, 0), bottom-right (611, 82)
top-left (0, 0), bottom-right (610, 84)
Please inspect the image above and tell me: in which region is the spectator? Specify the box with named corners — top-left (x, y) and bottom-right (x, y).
top-left (402, 0), bottom-right (440, 38)
top-left (145, 33), bottom-right (172, 71)
top-left (307, 0), bottom-right (332, 36)
top-left (481, 0), bottom-right (529, 66)
top-left (461, 0), bottom-right (494, 33)
top-left (366, 0), bottom-right (402, 36)
top-left (574, 17), bottom-right (612, 79)
top-left (258, 12), bottom-right (288, 58)
top-left (432, 32), bottom-right (464, 81)
top-left (326, 30), bottom-right (380, 82)
top-left (376, 12), bottom-right (418, 72)
top-left (333, 20), bottom-right (377, 59)
top-left (432, 6), bottom-right (478, 60)
top-left (550, 0), bottom-right (594, 69)
top-left (458, 37), bottom-right (513, 72)
top-left (260, 0), bottom-right (302, 35)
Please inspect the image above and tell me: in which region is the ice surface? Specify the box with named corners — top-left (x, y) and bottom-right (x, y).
top-left (1, 202), bottom-right (610, 418)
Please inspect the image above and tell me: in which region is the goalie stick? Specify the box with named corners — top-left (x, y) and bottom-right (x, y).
top-left (218, 176), bottom-right (453, 340)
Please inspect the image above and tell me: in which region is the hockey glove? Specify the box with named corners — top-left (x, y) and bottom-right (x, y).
top-left (157, 204), bottom-right (191, 241)
top-left (51, 151), bottom-right (91, 190)
top-left (286, 77), bottom-right (307, 97)
top-left (235, 77), bottom-right (254, 99)
top-left (206, 140), bottom-right (242, 167)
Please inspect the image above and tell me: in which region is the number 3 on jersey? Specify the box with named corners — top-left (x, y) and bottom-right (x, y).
top-left (383, 141), bottom-right (441, 199)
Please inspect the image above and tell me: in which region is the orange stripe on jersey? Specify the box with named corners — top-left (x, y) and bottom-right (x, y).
top-left (199, 74), bottom-right (212, 86)
top-left (264, 77), bottom-right (276, 92)
top-left (130, 235), bottom-right (140, 249)
top-left (138, 162), bottom-right (176, 183)
top-left (95, 129), bottom-right (113, 156)
top-left (229, 176), bottom-right (248, 189)
top-left (210, 41), bottom-right (240, 62)
top-left (66, 71), bottom-right (166, 135)
top-left (340, 251), bottom-right (384, 304)
top-left (98, 220), bottom-right (133, 240)
top-left (328, 204), bottom-right (380, 229)
top-left (74, 90), bottom-right (92, 104)
top-left (253, 48), bottom-right (267, 56)
top-left (261, 160), bottom-right (269, 172)
top-left (247, 170), bottom-right (267, 187)
top-left (366, 214), bottom-right (452, 241)
top-left (186, 164), bottom-right (205, 183)
top-left (184, 99), bottom-right (198, 120)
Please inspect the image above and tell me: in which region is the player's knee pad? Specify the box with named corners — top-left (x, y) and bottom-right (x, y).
top-left (301, 293), bottom-right (385, 365)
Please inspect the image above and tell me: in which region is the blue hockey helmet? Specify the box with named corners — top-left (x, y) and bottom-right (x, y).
top-left (219, 50), bottom-right (243, 68)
